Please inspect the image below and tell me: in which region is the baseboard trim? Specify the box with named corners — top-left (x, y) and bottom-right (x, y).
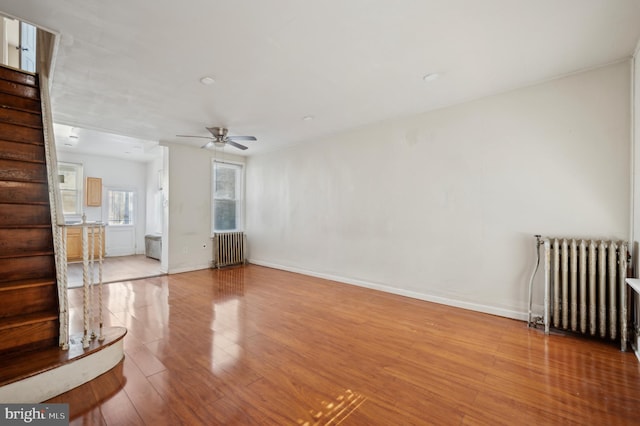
top-left (249, 259), bottom-right (527, 321)
top-left (167, 263), bottom-right (211, 274)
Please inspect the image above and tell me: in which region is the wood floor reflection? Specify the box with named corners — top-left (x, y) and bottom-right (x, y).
top-left (47, 265), bottom-right (640, 425)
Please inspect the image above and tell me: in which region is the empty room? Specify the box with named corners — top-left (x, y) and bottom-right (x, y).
top-left (1, 1), bottom-right (640, 425)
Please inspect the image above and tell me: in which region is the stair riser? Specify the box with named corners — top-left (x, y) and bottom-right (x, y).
top-left (0, 285), bottom-right (57, 318)
top-left (0, 181), bottom-right (49, 204)
top-left (0, 80), bottom-right (39, 100)
top-left (0, 66), bottom-right (58, 358)
top-left (0, 319), bottom-right (58, 355)
top-left (0, 68), bottom-right (37, 87)
top-left (0, 204), bottom-right (51, 226)
top-left (0, 107), bottom-right (42, 128)
top-left (0, 122), bottom-right (43, 144)
top-left (0, 139), bottom-right (45, 163)
top-left (0, 92), bottom-right (40, 113)
top-left (0, 228), bottom-right (53, 257)
top-left (0, 159), bottom-right (47, 182)
top-left (0, 256), bottom-right (55, 283)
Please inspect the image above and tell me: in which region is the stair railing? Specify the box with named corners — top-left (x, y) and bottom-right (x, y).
top-left (38, 28), bottom-right (106, 350)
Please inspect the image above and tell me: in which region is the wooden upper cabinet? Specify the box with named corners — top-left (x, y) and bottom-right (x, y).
top-left (85, 177), bottom-right (102, 206)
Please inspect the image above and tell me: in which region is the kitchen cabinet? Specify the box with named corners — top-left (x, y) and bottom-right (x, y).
top-left (85, 177), bottom-right (102, 207)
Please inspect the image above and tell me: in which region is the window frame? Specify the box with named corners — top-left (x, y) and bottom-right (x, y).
top-left (106, 188), bottom-right (136, 227)
top-left (57, 161), bottom-right (83, 217)
top-left (211, 160), bottom-right (244, 234)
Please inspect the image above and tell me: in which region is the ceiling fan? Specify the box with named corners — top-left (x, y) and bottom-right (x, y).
top-left (176, 127), bottom-right (257, 150)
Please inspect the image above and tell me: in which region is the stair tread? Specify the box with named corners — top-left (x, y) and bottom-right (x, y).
top-left (0, 66), bottom-right (38, 86)
top-left (0, 118), bottom-right (42, 130)
top-left (0, 178), bottom-right (47, 184)
top-left (0, 157), bottom-right (45, 165)
top-left (0, 278), bottom-right (56, 292)
top-left (0, 200), bottom-right (49, 206)
top-left (0, 103), bottom-right (40, 115)
top-left (0, 137), bottom-right (44, 147)
top-left (0, 311), bottom-right (58, 331)
top-left (0, 87), bottom-right (40, 101)
top-left (0, 251), bottom-right (54, 259)
top-left (0, 327), bottom-right (126, 387)
top-left (0, 225), bottom-right (51, 229)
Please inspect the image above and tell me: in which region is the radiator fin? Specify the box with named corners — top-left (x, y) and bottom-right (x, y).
top-left (547, 238), bottom-right (627, 347)
top-left (213, 232), bottom-right (245, 268)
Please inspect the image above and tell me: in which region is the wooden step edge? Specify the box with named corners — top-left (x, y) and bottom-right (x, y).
top-left (0, 117), bottom-right (43, 130)
top-left (0, 86), bottom-right (41, 101)
top-left (0, 250), bottom-right (54, 260)
top-left (0, 154), bottom-right (45, 165)
top-left (0, 278), bottom-right (56, 292)
top-left (0, 136), bottom-right (44, 146)
top-left (0, 74), bottom-right (38, 88)
top-left (0, 83), bottom-right (40, 99)
top-left (0, 64), bottom-right (38, 80)
top-left (0, 312), bottom-right (58, 332)
top-left (0, 177), bottom-right (48, 185)
top-left (0, 327), bottom-right (126, 395)
top-left (0, 104), bottom-right (41, 115)
top-left (0, 200), bottom-right (49, 206)
top-left (0, 225), bottom-right (52, 229)
top-left (0, 102), bottom-right (41, 115)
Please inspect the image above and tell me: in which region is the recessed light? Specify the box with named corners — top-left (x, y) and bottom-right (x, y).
top-left (200, 76), bottom-right (215, 85)
top-left (303, 115), bottom-right (314, 121)
top-left (422, 73), bottom-right (440, 82)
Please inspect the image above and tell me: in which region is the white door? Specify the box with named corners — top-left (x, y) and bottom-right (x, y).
top-left (104, 189), bottom-right (137, 257)
top-left (19, 21), bottom-right (36, 73)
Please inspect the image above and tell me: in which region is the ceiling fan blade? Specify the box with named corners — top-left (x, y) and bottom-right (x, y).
top-left (227, 140), bottom-right (248, 150)
top-left (227, 135), bottom-right (257, 141)
top-left (176, 134), bottom-right (213, 140)
top-left (201, 141), bottom-right (214, 149)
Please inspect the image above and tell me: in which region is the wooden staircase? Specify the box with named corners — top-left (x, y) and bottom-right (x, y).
top-left (0, 65), bottom-right (59, 356)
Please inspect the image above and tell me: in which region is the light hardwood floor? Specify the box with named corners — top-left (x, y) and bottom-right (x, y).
top-left (47, 265), bottom-right (640, 425)
top-left (67, 255), bottom-right (163, 288)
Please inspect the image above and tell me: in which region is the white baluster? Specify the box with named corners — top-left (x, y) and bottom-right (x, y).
top-left (81, 225), bottom-right (90, 348)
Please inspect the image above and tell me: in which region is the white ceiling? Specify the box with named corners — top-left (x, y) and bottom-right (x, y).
top-left (2, 1), bottom-right (640, 159)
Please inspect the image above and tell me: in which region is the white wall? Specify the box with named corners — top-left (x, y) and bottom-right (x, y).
top-left (166, 144), bottom-right (244, 273)
top-left (631, 40), bottom-right (640, 357)
top-left (633, 43), bottom-right (640, 268)
top-left (145, 154), bottom-right (164, 236)
top-left (246, 61), bottom-right (631, 320)
top-left (56, 151), bottom-right (148, 255)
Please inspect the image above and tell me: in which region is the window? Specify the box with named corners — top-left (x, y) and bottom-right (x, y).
top-left (58, 162), bottom-right (83, 215)
top-left (107, 189), bottom-right (135, 225)
top-left (212, 161), bottom-right (243, 232)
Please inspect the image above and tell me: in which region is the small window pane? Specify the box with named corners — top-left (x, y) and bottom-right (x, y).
top-left (108, 190), bottom-right (135, 225)
top-left (57, 162), bottom-right (82, 215)
top-left (215, 167), bottom-right (237, 199)
top-left (214, 200), bottom-right (237, 230)
top-left (212, 162), bottom-right (243, 232)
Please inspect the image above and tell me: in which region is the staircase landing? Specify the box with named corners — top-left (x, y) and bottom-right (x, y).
top-left (0, 327), bottom-right (126, 403)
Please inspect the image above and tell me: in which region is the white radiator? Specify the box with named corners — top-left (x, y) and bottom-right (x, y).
top-left (212, 232), bottom-right (245, 268)
top-left (542, 238), bottom-right (628, 350)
